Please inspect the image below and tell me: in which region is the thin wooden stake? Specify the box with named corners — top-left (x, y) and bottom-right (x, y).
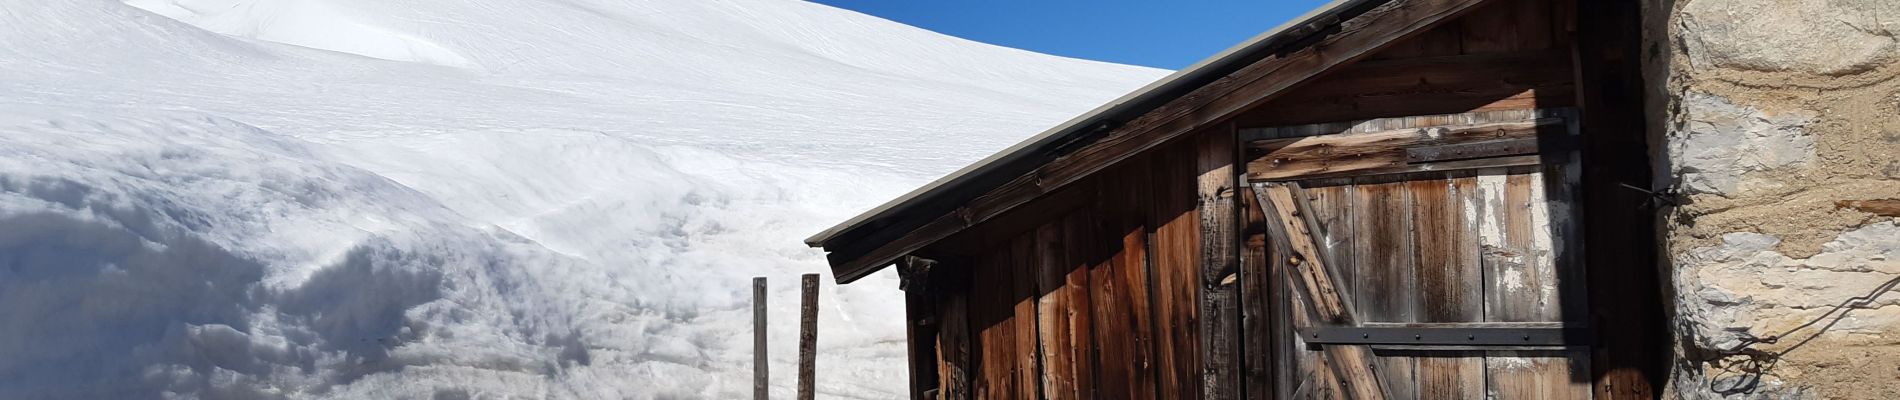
top-left (754, 277), bottom-right (769, 400)
top-left (797, 273), bottom-right (820, 400)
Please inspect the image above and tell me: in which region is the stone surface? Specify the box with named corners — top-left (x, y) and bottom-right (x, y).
top-left (1670, 93), bottom-right (1817, 196)
top-left (1681, 0), bottom-right (1900, 76)
top-left (1672, 223), bottom-right (1900, 399)
top-left (1662, 0), bottom-right (1900, 398)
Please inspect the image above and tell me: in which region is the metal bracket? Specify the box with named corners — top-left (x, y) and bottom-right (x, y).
top-left (1304, 326), bottom-right (1590, 347)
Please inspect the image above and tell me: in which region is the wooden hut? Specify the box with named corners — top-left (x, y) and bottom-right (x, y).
top-left (805, 0), bottom-right (1665, 398)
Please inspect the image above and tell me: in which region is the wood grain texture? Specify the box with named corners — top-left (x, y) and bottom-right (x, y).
top-left (1485, 348), bottom-right (1592, 400)
top-left (1063, 213), bottom-right (1098, 400)
top-left (1238, 187), bottom-right (1274, 400)
top-left (1245, 109), bottom-right (1587, 400)
top-left (938, 285), bottom-right (972, 399)
top-left (1150, 141), bottom-right (1202, 400)
top-left (1410, 176), bottom-right (1485, 400)
top-left (1245, 119), bottom-right (1556, 181)
top-left (1034, 223), bottom-right (1070, 400)
top-left (1256, 183), bottom-right (1386, 400)
top-left (971, 243), bottom-right (1011, 399)
top-left (1236, 50), bottom-right (1574, 127)
top-left (1091, 156), bottom-right (1157, 400)
top-left (1477, 169), bottom-right (1591, 400)
top-left (798, 274), bottom-right (819, 400)
top-left (1295, 180), bottom-right (1357, 400)
top-left (1011, 235), bottom-right (1041, 400)
top-left (1195, 130), bottom-right (1242, 400)
top-left (1036, 215), bottom-right (1093, 400)
top-left (904, 286), bottom-right (938, 400)
top-left (1351, 178), bottom-right (1418, 400)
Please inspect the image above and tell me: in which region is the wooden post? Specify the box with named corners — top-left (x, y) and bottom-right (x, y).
top-left (1197, 125), bottom-right (1241, 399)
top-left (754, 277), bottom-right (769, 400)
top-left (797, 273), bottom-right (820, 400)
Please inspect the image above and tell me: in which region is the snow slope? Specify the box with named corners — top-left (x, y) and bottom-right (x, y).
top-left (0, 0), bottom-right (1165, 398)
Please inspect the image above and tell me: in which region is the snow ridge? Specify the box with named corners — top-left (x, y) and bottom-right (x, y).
top-left (0, 0), bottom-right (1163, 398)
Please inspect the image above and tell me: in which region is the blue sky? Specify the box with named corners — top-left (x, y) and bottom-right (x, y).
top-left (810, 0), bottom-right (1334, 70)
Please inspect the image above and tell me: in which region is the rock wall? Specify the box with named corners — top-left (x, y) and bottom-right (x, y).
top-left (1650, 0), bottom-right (1900, 398)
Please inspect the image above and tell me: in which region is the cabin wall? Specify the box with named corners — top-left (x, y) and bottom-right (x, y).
top-left (1651, 0), bottom-right (1900, 398)
top-left (900, 0), bottom-right (1683, 398)
top-left (919, 137), bottom-right (1212, 400)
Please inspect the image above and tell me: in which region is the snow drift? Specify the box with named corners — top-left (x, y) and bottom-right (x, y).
top-left (0, 0), bottom-right (1164, 398)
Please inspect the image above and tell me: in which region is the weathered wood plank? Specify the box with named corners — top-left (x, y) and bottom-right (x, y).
top-left (1063, 213), bottom-right (1098, 400)
top-left (1478, 169), bottom-right (1591, 400)
top-left (1351, 177), bottom-right (1418, 400)
top-left (1092, 157), bottom-right (1158, 400)
top-left (968, 233), bottom-right (1041, 400)
top-left (1485, 349), bottom-right (1592, 400)
top-left (1037, 221), bottom-right (1077, 400)
top-left (938, 266), bottom-right (973, 400)
top-left (1484, 171), bottom-right (1558, 322)
top-left (899, 257), bottom-right (943, 400)
top-left (1255, 183), bottom-right (1385, 400)
top-left (755, 277), bottom-right (770, 400)
top-left (1245, 119), bottom-right (1556, 181)
top-left (1365, 21), bottom-right (1464, 60)
top-left (1256, 184), bottom-right (1354, 324)
top-left (1196, 129), bottom-right (1242, 400)
top-left (1406, 138), bottom-right (1540, 163)
top-left (1151, 141), bottom-right (1202, 400)
top-left (1235, 51), bottom-right (1574, 128)
top-left (827, 0), bottom-right (1505, 283)
top-left (971, 244), bottom-right (1009, 399)
top-left (905, 296), bottom-right (939, 400)
top-left (1238, 186), bottom-right (1274, 400)
top-left (1295, 179), bottom-right (1356, 400)
top-left (1410, 176), bottom-right (1485, 399)
top-left (798, 273), bottom-right (820, 400)
top-left (1011, 233), bottom-right (1041, 400)
top-left (1300, 180), bottom-right (1358, 322)
top-left (1264, 155), bottom-right (1543, 182)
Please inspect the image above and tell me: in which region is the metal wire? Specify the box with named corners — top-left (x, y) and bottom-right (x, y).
top-left (1706, 274), bottom-right (1900, 394)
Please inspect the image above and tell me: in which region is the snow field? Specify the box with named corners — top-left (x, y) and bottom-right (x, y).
top-left (0, 0), bottom-right (1165, 397)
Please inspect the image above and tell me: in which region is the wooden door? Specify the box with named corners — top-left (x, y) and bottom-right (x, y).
top-left (1244, 109), bottom-right (1591, 399)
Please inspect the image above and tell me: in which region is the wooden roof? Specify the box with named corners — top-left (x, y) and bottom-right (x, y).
top-left (809, 0), bottom-right (1500, 283)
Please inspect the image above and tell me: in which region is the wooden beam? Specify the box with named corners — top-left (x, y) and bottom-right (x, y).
top-left (1574, 0), bottom-right (1666, 397)
top-left (1245, 119), bottom-right (1556, 181)
top-left (899, 257), bottom-right (940, 400)
top-left (829, 0), bottom-right (1503, 283)
top-left (754, 277), bottom-right (769, 400)
top-left (797, 274), bottom-right (820, 400)
top-left (1254, 182), bottom-right (1387, 400)
top-left (1196, 128), bottom-right (1241, 399)
top-left (938, 293), bottom-right (971, 400)
top-left (1238, 186), bottom-right (1275, 400)
top-left (1255, 184), bottom-right (1355, 324)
